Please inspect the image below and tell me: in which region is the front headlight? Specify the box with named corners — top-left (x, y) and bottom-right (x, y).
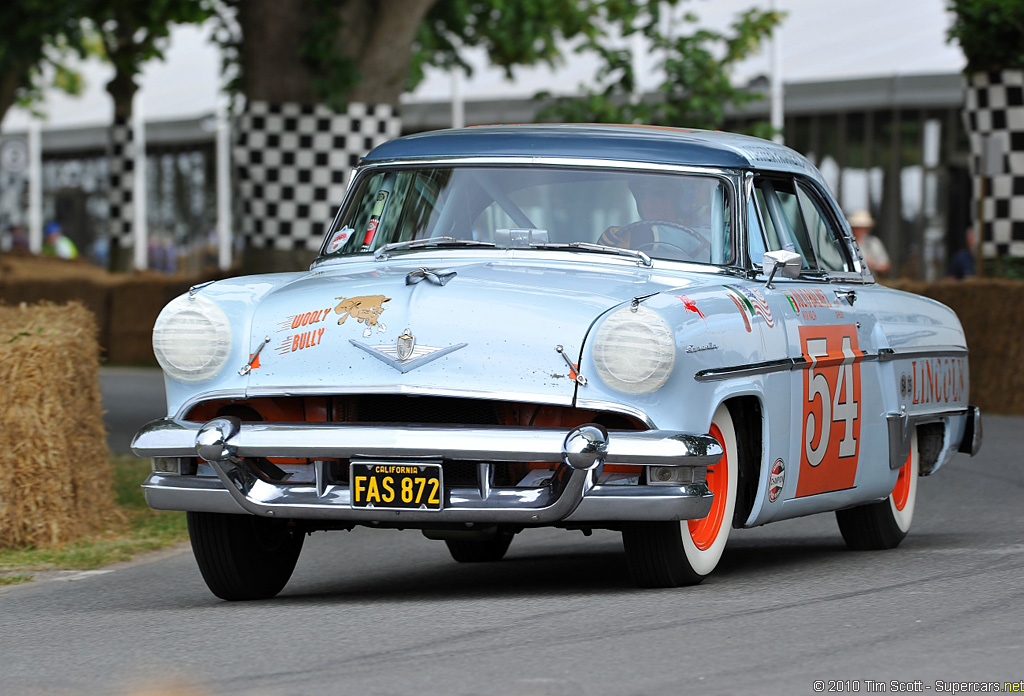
top-left (153, 294), bottom-right (232, 383)
top-left (592, 305), bottom-right (675, 394)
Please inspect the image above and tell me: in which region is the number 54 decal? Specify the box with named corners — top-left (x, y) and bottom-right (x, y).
top-left (796, 324), bottom-right (862, 497)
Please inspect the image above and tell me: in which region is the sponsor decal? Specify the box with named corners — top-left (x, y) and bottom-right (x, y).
top-left (784, 289), bottom-right (838, 311)
top-left (675, 294), bottom-right (707, 325)
top-left (360, 190), bottom-right (389, 250)
top-left (724, 285), bottom-right (774, 328)
top-left (796, 324), bottom-right (863, 498)
top-left (908, 358), bottom-right (967, 405)
top-left (768, 458), bottom-right (785, 502)
top-left (326, 226), bottom-right (354, 253)
top-left (276, 326), bottom-right (326, 355)
top-left (727, 293), bottom-right (752, 332)
top-left (277, 307), bottom-right (333, 333)
top-left (334, 295), bottom-right (391, 338)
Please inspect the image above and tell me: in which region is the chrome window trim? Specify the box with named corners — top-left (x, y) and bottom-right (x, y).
top-left (312, 158), bottom-right (744, 270)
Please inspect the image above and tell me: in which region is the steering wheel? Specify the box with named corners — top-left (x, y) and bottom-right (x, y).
top-left (614, 219), bottom-right (712, 258)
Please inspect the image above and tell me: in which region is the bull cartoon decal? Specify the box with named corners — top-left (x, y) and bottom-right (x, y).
top-left (334, 295), bottom-right (391, 336)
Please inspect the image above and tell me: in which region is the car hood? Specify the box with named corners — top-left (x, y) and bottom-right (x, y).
top-left (242, 256), bottom-right (702, 404)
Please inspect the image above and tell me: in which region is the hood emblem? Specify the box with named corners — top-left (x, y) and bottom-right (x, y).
top-left (350, 331), bottom-right (466, 373)
top-left (396, 329), bottom-right (415, 360)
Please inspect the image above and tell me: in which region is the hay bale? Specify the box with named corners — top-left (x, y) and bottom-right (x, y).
top-left (0, 301), bottom-right (116, 548)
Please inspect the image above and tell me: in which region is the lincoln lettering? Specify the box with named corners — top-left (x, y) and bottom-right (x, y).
top-left (911, 358), bottom-right (966, 405)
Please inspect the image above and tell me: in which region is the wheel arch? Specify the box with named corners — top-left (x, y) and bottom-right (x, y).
top-left (720, 395), bottom-right (763, 530)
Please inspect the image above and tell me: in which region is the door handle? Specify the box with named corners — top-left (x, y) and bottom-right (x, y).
top-left (834, 289), bottom-right (857, 306)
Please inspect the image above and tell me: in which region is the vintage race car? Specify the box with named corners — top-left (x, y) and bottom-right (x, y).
top-left (132, 125), bottom-right (981, 600)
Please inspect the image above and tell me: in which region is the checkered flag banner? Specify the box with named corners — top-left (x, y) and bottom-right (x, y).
top-left (963, 70), bottom-right (1024, 258)
top-left (235, 101), bottom-right (401, 251)
top-left (107, 118), bottom-right (135, 247)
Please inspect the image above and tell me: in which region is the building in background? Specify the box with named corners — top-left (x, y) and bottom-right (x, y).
top-left (0, 0), bottom-right (970, 279)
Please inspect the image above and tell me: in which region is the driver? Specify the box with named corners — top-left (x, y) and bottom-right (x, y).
top-left (597, 175), bottom-right (712, 255)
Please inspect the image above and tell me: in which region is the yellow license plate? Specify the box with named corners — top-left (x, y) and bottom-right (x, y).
top-left (350, 462), bottom-right (443, 510)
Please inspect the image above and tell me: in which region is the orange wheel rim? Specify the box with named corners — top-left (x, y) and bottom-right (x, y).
top-left (688, 423), bottom-right (728, 550)
top-left (892, 448), bottom-right (912, 511)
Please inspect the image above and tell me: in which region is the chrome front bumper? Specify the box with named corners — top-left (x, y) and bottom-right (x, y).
top-left (133, 418), bottom-right (722, 525)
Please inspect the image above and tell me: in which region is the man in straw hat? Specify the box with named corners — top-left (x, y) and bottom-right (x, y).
top-left (848, 209), bottom-right (889, 275)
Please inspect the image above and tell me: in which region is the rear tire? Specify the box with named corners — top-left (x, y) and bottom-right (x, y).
top-left (622, 404), bottom-right (739, 587)
top-left (836, 429), bottom-right (919, 550)
top-left (445, 531), bottom-right (514, 563)
top-left (187, 512), bottom-right (304, 601)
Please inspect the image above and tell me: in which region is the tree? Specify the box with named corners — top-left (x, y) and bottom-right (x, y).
top-left (947, 0), bottom-right (1024, 72)
top-left (0, 1), bottom-right (86, 126)
top-left (85, 0), bottom-right (215, 122)
top-left (537, 4), bottom-right (782, 132)
top-left (218, 0), bottom-right (782, 271)
top-left (80, 0), bottom-right (214, 269)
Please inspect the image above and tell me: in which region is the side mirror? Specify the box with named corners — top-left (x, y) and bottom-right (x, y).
top-left (762, 250), bottom-right (802, 288)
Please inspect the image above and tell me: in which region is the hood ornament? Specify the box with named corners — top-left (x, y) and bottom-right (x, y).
top-left (351, 329), bottom-right (466, 373)
top-left (406, 268), bottom-right (457, 286)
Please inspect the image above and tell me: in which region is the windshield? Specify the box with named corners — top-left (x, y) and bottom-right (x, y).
top-left (319, 166), bottom-right (733, 265)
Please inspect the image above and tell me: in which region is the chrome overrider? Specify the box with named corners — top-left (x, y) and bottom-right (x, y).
top-left (132, 418), bottom-right (723, 524)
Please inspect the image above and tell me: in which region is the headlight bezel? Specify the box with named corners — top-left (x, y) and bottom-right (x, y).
top-left (152, 294), bottom-right (233, 384)
top-left (591, 305), bottom-right (676, 395)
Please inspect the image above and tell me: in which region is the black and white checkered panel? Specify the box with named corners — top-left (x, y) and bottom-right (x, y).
top-left (964, 71), bottom-right (1024, 258)
top-left (107, 119), bottom-right (135, 246)
top-left (235, 101), bottom-right (401, 251)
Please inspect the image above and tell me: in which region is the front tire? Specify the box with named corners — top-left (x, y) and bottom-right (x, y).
top-left (836, 429), bottom-right (919, 550)
top-left (187, 512), bottom-right (304, 601)
top-left (622, 404), bottom-right (739, 587)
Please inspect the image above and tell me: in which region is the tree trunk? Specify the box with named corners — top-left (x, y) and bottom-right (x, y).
top-left (234, 0), bottom-right (433, 271)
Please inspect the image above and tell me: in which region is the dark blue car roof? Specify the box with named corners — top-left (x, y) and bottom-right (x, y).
top-left (361, 124), bottom-right (819, 179)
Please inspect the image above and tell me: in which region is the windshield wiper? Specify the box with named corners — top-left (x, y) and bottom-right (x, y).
top-left (528, 241), bottom-right (653, 268)
top-left (374, 236), bottom-right (496, 261)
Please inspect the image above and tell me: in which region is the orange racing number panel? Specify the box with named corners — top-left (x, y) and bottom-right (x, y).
top-left (796, 324), bottom-right (863, 498)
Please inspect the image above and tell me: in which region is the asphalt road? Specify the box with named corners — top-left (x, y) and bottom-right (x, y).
top-left (3, 390), bottom-right (1022, 695)
top-left (100, 366), bottom-right (167, 454)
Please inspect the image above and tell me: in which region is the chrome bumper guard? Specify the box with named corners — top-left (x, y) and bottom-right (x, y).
top-left (133, 418), bottom-right (722, 524)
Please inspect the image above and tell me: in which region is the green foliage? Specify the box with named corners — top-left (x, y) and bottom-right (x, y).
top-left (947, 0), bottom-right (1024, 72)
top-left (410, 0), bottom-right (602, 89)
top-left (83, 0), bottom-right (215, 116)
top-left (300, 0), bottom-right (364, 113)
top-left (0, 1), bottom-right (88, 120)
top-left (537, 2), bottom-right (783, 130)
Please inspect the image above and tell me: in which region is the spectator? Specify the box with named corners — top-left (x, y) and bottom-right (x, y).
top-left (42, 221), bottom-right (78, 260)
top-left (848, 210), bottom-right (890, 275)
top-left (947, 227), bottom-right (976, 281)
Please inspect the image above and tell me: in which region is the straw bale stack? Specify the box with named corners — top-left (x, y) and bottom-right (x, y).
top-left (0, 301), bottom-right (116, 548)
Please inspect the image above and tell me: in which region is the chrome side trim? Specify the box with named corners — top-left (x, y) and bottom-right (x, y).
top-left (694, 357), bottom-right (802, 382)
top-left (572, 399), bottom-right (658, 429)
top-left (876, 346), bottom-right (968, 362)
top-left (694, 346), bottom-right (969, 382)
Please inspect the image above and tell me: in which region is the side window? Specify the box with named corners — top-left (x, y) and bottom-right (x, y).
top-left (753, 176), bottom-right (852, 273)
top-left (796, 182), bottom-right (852, 272)
top-left (747, 198), bottom-right (767, 263)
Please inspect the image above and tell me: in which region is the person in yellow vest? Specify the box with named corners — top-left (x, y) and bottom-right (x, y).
top-left (42, 221), bottom-right (78, 260)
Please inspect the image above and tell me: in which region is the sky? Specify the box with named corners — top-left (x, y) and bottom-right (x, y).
top-left (1, 0), bottom-right (966, 133)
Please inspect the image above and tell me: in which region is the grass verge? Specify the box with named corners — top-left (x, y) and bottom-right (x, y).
top-left (0, 455), bottom-right (189, 586)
